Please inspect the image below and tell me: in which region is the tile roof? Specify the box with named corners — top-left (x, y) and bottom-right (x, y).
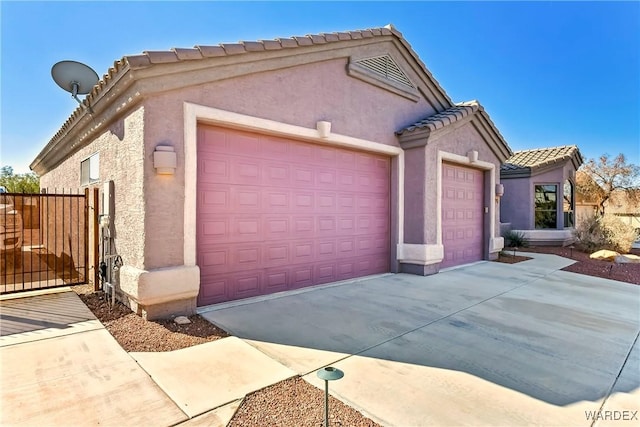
top-left (501, 145), bottom-right (583, 172)
top-left (42, 25), bottom-right (452, 157)
top-left (396, 100), bottom-right (480, 135)
top-left (394, 100), bottom-right (513, 161)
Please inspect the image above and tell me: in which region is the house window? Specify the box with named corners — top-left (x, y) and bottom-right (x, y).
top-left (534, 184), bottom-right (557, 229)
top-left (81, 153), bottom-right (100, 185)
top-left (563, 180), bottom-right (574, 228)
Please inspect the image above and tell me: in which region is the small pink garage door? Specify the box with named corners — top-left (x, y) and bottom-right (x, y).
top-left (441, 162), bottom-right (484, 268)
top-left (196, 126), bottom-right (390, 306)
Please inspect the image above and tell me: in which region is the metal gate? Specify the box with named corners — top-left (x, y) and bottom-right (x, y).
top-left (1, 190), bottom-right (91, 294)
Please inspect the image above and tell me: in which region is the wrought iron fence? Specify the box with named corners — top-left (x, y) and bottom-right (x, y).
top-left (0, 190), bottom-right (89, 294)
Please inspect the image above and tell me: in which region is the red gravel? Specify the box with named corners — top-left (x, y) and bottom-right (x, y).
top-left (74, 286), bottom-right (228, 352)
top-left (229, 376), bottom-right (380, 427)
top-left (518, 246), bottom-right (640, 285)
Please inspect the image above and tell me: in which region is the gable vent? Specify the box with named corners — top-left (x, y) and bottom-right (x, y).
top-left (355, 55), bottom-right (414, 88)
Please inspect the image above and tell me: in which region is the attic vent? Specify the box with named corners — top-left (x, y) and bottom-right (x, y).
top-left (347, 54), bottom-right (419, 102)
top-left (355, 55), bottom-right (414, 88)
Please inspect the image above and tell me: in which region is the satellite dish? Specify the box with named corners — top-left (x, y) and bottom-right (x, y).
top-left (51, 60), bottom-right (99, 111)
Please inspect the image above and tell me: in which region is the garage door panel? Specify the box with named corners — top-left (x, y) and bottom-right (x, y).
top-left (199, 218), bottom-right (229, 243)
top-left (197, 126), bottom-right (390, 305)
top-left (316, 239), bottom-right (337, 259)
top-left (291, 265), bottom-right (314, 288)
top-left (264, 216), bottom-right (290, 239)
top-left (263, 190), bottom-right (290, 213)
top-left (315, 262), bottom-right (337, 284)
top-left (262, 242), bottom-right (290, 268)
top-left (199, 274), bottom-right (228, 300)
top-left (292, 191), bottom-right (315, 212)
top-left (198, 155), bottom-right (230, 183)
top-left (337, 238), bottom-right (356, 257)
top-left (232, 160), bottom-right (262, 185)
top-left (292, 216), bottom-right (315, 236)
top-left (263, 268), bottom-right (289, 293)
top-left (316, 192), bottom-right (336, 213)
top-left (233, 273), bottom-right (262, 299)
top-left (263, 162), bottom-right (291, 187)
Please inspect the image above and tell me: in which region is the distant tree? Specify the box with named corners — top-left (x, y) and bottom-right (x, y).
top-left (577, 154), bottom-right (640, 215)
top-left (0, 165), bottom-right (40, 193)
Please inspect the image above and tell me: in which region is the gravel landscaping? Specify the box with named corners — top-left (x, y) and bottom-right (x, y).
top-left (228, 376), bottom-right (380, 427)
top-left (520, 246), bottom-right (640, 285)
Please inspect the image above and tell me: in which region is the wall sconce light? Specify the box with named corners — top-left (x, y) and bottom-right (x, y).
top-left (317, 121), bottom-right (331, 138)
top-left (467, 150), bottom-right (479, 163)
top-left (154, 145), bottom-right (176, 175)
top-left (495, 183), bottom-right (505, 198)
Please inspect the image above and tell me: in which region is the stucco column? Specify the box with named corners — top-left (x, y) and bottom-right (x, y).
top-left (396, 131), bottom-right (443, 275)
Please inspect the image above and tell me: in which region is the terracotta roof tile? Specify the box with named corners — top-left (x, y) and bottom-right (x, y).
top-left (396, 101), bottom-right (480, 135)
top-left (308, 34), bottom-right (327, 44)
top-left (501, 146), bottom-right (582, 172)
top-left (277, 38), bottom-right (299, 48)
top-left (322, 33), bottom-right (340, 42)
top-left (241, 41), bottom-right (265, 52)
top-left (144, 51), bottom-right (179, 64)
top-left (260, 39), bottom-right (283, 50)
top-left (293, 36), bottom-right (313, 46)
top-left (173, 48), bottom-right (203, 60)
top-left (349, 31), bottom-right (364, 39)
top-left (220, 43), bottom-right (246, 55)
top-left (336, 32), bottom-right (352, 41)
top-left (360, 29), bottom-right (375, 38)
top-left (125, 54), bottom-right (152, 68)
top-left (197, 45), bottom-right (227, 57)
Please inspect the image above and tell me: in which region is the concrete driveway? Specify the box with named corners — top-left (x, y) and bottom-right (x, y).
top-left (201, 253), bottom-right (640, 426)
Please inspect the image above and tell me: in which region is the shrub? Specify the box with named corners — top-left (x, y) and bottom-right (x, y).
top-left (574, 214), bottom-right (639, 253)
top-left (504, 230), bottom-right (527, 248)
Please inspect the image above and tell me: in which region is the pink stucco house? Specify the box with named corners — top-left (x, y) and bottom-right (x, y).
top-left (31, 25), bottom-right (512, 319)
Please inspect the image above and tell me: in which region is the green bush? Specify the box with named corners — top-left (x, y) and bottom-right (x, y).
top-left (504, 230), bottom-right (527, 248)
top-left (575, 214), bottom-right (639, 253)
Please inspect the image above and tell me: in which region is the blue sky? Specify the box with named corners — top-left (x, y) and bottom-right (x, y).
top-left (1, 1), bottom-right (639, 174)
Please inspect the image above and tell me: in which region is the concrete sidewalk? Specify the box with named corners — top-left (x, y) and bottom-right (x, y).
top-left (0, 288), bottom-right (188, 426)
top-left (0, 289), bottom-right (296, 427)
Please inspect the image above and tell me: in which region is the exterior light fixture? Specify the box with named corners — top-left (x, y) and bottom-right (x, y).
top-left (154, 145), bottom-right (176, 175)
top-left (317, 366), bottom-right (344, 427)
top-left (495, 183), bottom-right (505, 198)
top-left (317, 121), bottom-right (332, 138)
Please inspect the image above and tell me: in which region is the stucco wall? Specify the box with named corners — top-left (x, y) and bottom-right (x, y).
top-left (39, 107), bottom-right (146, 270)
top-left (501, 178), bottom-right (532, 229)
top-left (142, 57), bottom-right (437, 269)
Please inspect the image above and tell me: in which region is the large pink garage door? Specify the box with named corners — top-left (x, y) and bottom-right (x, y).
top-left (441, 162), bottom-right (484, 268)
top-left (197, 126), bottom-right (390, 306)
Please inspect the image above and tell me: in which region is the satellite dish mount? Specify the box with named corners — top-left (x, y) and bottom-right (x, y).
top-left (51, 60), bottom-right (99, 113)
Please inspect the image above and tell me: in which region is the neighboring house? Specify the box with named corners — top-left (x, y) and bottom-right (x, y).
top-left (500, 145), bottom-right (583, 246)
top-left (30, 25), bottom-right (512, 319)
